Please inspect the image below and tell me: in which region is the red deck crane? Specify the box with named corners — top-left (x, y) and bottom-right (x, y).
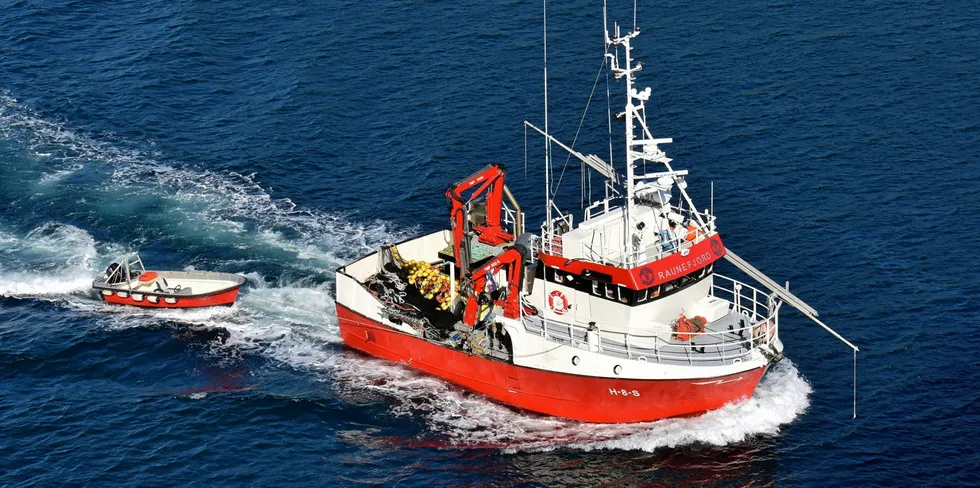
top-left (445, 164), bottom-right (515, 275)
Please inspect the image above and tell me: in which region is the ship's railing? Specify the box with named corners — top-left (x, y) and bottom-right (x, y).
top-left (539, 204), bottom-right (574, 255)
top-left (103, 253), bottom-right (148, 290)
top-left (501, 200), bottom-right (523, 237)
top-left (711, 274), bottom-right (775, 324)
top-left (583, 194), bottom-right (622, 221)
top-left (576, 207), bottom-right (716, 267)
top-left (522, 311), bottom-right (777, 366)
top-left (521, 277), bottom-right (779, 365)
top-left (578, 229), bottom-right (709, 268)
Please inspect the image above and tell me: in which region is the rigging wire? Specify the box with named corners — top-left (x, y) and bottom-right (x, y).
top-left (551, 55), bottom-right (611, 198)
top-left (605, 69), bottom-right (614, 200)
top-left (524, 124), bottom-right (529, 181)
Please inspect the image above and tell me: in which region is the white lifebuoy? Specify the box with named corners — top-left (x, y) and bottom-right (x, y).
top-left (548, 290), bottom-right (569, 315)
top-left (117, 292), bottom-right (129, 298)
top-left (102, 290), bottom-right (113, 296)
top-left (132, 294), bottom-right (143, 302)
top-left (164, 297), bottom-right (178, 304)
top-left (148, 296), bottom-right (159, 304)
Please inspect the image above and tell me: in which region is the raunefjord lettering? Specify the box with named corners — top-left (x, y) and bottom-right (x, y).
top-left (657, 253), bottom-right (713, 281)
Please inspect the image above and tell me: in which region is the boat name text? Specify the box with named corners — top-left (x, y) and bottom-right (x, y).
top-left (657, 252), bottom-right (713, 281)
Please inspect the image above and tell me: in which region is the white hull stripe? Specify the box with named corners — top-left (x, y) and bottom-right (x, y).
top-left (692, 376), bottom-right (744, 386)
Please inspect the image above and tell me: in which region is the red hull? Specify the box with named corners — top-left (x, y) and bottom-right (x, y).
top-left (101, 286), bottom-right (241, 308)
top-left (337, 304), bottom-right (766, 423)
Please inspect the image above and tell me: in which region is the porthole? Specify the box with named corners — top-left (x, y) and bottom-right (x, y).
top-left (614, 365), bottom-right (622, 375)
top-left (571, 356), bottom-right (580, 366)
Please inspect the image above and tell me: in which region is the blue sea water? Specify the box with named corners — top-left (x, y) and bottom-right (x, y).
top-left (1, 0), bottom-right (978, 486)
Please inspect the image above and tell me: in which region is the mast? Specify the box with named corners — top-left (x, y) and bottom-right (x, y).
top-left (543, 0), bottom-right (553, 237)
top-left (622, 27), bottom-right (637, 264)
top-left (604, 18), bottom-right (643, 265)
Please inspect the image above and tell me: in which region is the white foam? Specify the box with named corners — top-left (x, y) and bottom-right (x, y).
top-left (38, 163), bottom-right (84, 184)
top-left (0, 222), bottom-right (111, 297)
top-left (0, 273), bottom-right (94, 297)
top-left (326, 355), bottom-right (810, 452)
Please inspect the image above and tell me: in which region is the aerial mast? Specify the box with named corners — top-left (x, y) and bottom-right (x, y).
top-left (542, 0), bottom-right (553, 238)
top-left (604, 13), bottom-right (643, 264)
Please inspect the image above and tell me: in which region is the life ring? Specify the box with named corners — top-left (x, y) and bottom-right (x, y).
top-left (548, 290), bottom-right (569, 315)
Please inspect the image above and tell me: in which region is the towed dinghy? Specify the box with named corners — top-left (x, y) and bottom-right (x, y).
top-left (93, 254), bottom-right (246, 308)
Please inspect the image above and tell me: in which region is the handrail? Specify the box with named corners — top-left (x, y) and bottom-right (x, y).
top-left (522, 310), bottom-right (778, 365)
top-left (540, 212), bottom-right (574, 255)
top-left (519, 274), bottom-right (780, 365)
top-left (522, 296), bottom-right (778, 366)
top-left (577, 227), bottom-right (709, 267)
top-left (104, 254), bottom-right (147, 291)
top-left (711, 274), bottom-right (773, 320)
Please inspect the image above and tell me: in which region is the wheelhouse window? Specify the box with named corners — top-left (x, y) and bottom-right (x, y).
top-left (617, 286), bottom-right (629, 304)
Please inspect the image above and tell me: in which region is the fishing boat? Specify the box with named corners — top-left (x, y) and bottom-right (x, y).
top-left (93, 254), bottom-right (246, 308)
top-left (334, 4), bottom-right (857, 423)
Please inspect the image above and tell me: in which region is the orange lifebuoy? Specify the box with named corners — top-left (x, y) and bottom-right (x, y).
top-left (548, 290), bottom-right (569, 315)
top-left (139, 271), bottom-right (159, 282)
top-left (675, 314), bottom-right (694, 341)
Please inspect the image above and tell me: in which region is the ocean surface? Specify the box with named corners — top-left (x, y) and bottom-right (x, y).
top-left (1, 0), bottom-right (978, 486)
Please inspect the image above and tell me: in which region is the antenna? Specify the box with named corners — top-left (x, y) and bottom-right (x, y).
top-left (543, 0), bottom-right (553, 237)
top-left (603, 0), bottom-right (609, 47)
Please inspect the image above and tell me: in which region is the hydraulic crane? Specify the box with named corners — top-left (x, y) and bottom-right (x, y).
top-left (460, 246), bottom-right (527, 327)
top-left (445, 164), bottom-right (518, 276)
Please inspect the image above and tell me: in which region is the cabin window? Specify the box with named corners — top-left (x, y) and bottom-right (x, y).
top-left (617, 286), bottom-right (629, 304)
top-left (637, 288), bottom-right (649, 304)
top-left (592, 281), bottom-right (602, 296)
top-left (605, 285), bottom-right (615, 300)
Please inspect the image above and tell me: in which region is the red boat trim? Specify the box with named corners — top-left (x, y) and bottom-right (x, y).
top-left (336, 303), bottom-right (765, 423)
top-left (538, 234), bottom-right (727, 290)
top-left (100, 286), bottom-right (242, 308)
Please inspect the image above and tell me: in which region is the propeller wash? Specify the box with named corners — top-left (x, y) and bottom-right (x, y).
top-left (334, 4), bottom-right (858, 423)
